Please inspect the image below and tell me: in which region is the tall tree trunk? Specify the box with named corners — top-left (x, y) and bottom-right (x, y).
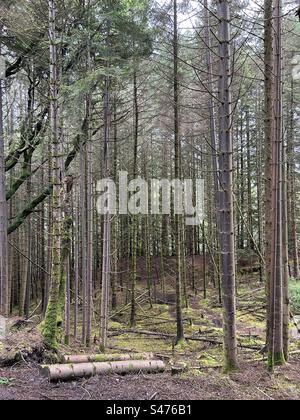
top-left (287, 80), bottom-right (299, 279)
top-left (85, 6), bottom-right (93, 346)
top-left (100, 70), bottom-right (111, 351)
top-left (173, 0), bottom-right (184, 343)
top-left (130, 69), bottom-right (139, 328)
top-left (80, 141), bottom-right (87, 344)
top-left (86, 101), bottom-right (93, 346)
top-left (268, 0), bottom-right (285, 369)
top-left (264, 0), bottom-right (274, 350)
top-left (111, 102), bottom-right (118, 310)
top-left (143, 141), bottom-right (153, 306)
top-left (246, 109), bottom-right (254, 250)
top-left (44, 142), bottom-right (52, 316)
top-left (40, 158), bottom-right (46, 314)
top-left (217, 0), bottom-right (238, 372)
top-left (0, 41), bottom-right (9, 317)
top-left (282, 140), bottom-right (289, 361)
top-left (203, 0), bottom-right (221, 302)
top-left (202, 221), bottom-right (207, 300)
top-left (239, 113), bottom-right (245, 250)
top-left (64, 255), bottom-right (71, 345)
top-left (255, 93), bottom-right (264, 283)
top-left (42, 0), bottom-right (62, 350)
top-left (74, 193), bottom-right (79, 340)
top-left (24, 154), bottom-right (32, 319)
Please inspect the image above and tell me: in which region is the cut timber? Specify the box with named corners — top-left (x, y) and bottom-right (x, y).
top-left (40, 360), bottom-right (165, 382)
top-left (62, 352), bottom-right (154, 364)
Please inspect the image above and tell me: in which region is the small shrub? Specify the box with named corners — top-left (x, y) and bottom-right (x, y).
top-left (0, 377), bottom-right (11, 386)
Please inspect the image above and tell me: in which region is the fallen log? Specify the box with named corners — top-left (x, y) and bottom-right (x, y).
top-left (41, 360), bottom-right (166, 382)
top-left (62, 352), bottom-right (154, 364)
top-left (237, 288), bottom-right (264, 299)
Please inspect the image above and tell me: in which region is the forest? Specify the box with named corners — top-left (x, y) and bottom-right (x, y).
top-left (0, 0), bottom-right (300, 402)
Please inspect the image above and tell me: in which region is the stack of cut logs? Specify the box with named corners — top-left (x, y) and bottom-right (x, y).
top-left (40, 353), bottom-right (166, 382)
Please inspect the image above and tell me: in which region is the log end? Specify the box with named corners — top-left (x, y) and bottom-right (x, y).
top-left (39, 365), bottom-right (51, 378)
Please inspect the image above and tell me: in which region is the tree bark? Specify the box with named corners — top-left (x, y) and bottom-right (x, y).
top-left (282, 140), bottom-right (289, 361)
top-left (0, 40), bottom-right (9, 317)
top-left (173, 0), bottom-right (184, 344)
top-left (100, 68), bottom-right (111, 351)
top-left (41, 360), bottom-right (166, 382)
top-left (42, 0), bottom-right (63, 350)
top-left (268, 0), bottom-right (285, 369)
top-left (130, 69), bottom-right (139, 328)
top-left (217, 0), bottom-right (238, 372)
top-left (264, 0), bottom-right (274, 350)
top-left (203, 0), bottom-right (221, 302)
top-left (287, 80), bottom-right (299, 279)
top-left (62, 352), bottom-right (154, 364)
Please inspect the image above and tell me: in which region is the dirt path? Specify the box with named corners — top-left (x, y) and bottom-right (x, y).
top-left (1, 359), bottom-right (300, 400)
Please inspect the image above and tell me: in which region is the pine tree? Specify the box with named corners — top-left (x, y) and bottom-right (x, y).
top-left (0, 37), bottom-right (9, 317)
top-left (217, 0), bottom-right (238, 372)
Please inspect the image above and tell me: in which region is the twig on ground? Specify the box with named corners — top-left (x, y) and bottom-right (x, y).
top-left (254, 386), bottom-right (274, 400)
top-left (149, 392), bottom-right (158, 400)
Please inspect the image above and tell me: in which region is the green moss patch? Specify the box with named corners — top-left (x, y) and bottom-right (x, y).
top-left (290, 280), bottom-right (300, 314)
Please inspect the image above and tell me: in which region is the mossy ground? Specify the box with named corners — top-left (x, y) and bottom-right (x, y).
top-left (2, 259), bottom-right (300, 399)
top-left (52, 268), bottom-right (298, 377)
top-left (3, 258), bottom-right (300, 390)
top-left (64, 271), bottom-right (267, 374)
top-left (290, 279), bottom-right (300, 314)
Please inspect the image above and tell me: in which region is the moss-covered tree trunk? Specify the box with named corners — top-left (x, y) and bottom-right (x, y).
top-left (42, 0), bottom-right (62, 350)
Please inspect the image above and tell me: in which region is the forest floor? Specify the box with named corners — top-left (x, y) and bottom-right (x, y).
top-left (1, 358), bottom-right (300, 400)
top-left (1, 256), bottom-right (300, 400)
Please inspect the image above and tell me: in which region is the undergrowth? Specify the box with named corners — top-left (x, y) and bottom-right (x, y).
top-left (290, 279), bottom-right (300, 314)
